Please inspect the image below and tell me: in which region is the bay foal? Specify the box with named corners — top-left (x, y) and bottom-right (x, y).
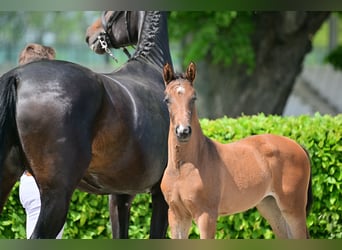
top-left (160, 62), bottom-right (312, 239)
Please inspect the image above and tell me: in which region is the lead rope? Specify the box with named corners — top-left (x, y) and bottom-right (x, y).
top-left (98, 34), bottom-right (118, 63)
top-left (100, 11), bottom-right (135, 63)
top-left (98, 34), bottom-right (135, 63)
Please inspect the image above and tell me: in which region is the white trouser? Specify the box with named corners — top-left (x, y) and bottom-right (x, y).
top-left (19, 174), bottom-right (64, 239)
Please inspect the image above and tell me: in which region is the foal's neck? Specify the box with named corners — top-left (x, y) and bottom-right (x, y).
top-left (169, 111), bottom-right (207, 168)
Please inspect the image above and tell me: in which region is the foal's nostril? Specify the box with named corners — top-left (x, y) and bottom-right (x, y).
top-left (175, 125), bottom-right (192, 141)
top-left (85, 36), bottom-right (89, 44)
top-left (184, 126), bottom-right (192, 135)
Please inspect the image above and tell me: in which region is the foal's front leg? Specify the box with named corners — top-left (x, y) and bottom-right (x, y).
top-left (168, 207), bottom-right (192, 239)
top-left (195, 211), bottom-right (217, 239)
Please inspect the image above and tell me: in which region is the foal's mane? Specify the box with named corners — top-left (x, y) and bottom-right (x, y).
top-left (169, 73), bottom-right (188, 83)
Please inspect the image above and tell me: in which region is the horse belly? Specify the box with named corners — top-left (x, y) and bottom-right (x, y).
top-left (78, 171), bottom-right (151, 195)
top-left (218, 158), bottom-right (272, 215)
top-left (80, 153), bottom-right (156, 194)
top-left (80, 136), bottom-right (162, 194)
top-left (218, 186), bottom-right (270, 215)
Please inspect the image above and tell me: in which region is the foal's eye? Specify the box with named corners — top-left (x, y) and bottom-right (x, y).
top-left (164, 96), bottom-right (170, 105)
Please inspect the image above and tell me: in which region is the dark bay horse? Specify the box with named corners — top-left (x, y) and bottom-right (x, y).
top-left (160, 62), bottom-right (312, 239)
top-left (0, 11), bottom-right (172, 239)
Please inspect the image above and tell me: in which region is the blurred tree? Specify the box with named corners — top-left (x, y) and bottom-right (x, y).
top-left (0, 11), bottom-right (333, 118)
top-left (168, 11), bottom-right (330, 118)
top-left (325, 13), bottom-right (342, 70)
top-left (0, 12), bottom-right (99, 45)
top-left (0, 12), bottom-right (26, 61)
top-left (325, 45), bottom-right (342, 70)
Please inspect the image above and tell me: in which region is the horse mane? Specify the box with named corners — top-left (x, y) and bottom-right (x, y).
top-left (131, 11), bottom-right (171, 68)
top-left (132, 11), bottom-right (160, 59)
top-left (177, 73), bottom-right (187, 79)
top-left (170, 73), bottom-right (188, 83)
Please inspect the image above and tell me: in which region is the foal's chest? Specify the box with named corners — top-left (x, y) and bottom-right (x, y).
top-left (162, 163), bottom-right (204, 201)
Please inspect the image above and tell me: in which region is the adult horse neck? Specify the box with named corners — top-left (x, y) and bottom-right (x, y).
top-left (86, 11), bottom-right (173, 72)
top-left (130, 11), bottom-right (172, 69)
top-left (0, 11), bottom-right (171, 239)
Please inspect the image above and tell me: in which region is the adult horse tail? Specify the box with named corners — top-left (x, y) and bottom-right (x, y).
top-left (0, 71), bottom-right (22, 213)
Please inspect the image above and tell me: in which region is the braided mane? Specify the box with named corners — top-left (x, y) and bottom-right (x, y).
top-left (131, 11), bottom-right (171, 69)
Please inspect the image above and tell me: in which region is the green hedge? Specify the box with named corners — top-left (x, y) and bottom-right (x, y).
top-left (0, 113), bottom-right (341, 239)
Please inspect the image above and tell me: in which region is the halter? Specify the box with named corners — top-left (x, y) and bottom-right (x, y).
top-left (98, 11), bottom-right (134, 62)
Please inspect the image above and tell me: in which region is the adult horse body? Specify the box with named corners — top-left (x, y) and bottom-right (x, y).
top-left (161, 62), bottom-right (312, 239)
top-left (0, 11), bottom-right (172, 238)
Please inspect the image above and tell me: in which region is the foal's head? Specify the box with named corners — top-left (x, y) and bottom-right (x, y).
top-left (163, 62), bottom-right (197, 142)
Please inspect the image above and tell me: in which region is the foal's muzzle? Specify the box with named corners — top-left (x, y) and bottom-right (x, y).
top-left (175, 125), bottom-right (192, 142)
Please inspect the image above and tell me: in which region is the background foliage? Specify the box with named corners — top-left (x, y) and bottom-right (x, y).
top-left (0, 113), bottom-right (341, 239)
top-left (168, 11), bottom-right (255, 71)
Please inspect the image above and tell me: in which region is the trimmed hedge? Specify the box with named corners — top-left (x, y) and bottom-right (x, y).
top-left (0, 113), bottom-right (341, 239)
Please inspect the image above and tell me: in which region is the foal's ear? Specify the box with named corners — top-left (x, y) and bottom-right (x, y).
top-left (163, 63), bottom-right (174, 86)
top-left (186, 62), bottom-right (196, 83)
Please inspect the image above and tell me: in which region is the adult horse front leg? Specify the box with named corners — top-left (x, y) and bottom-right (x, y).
top-left (110, 184), bottom-right (168, 238)
top-left (109, 194), bottom-right (134, 238)
top-left (149, 183), bottom-right (169, 238)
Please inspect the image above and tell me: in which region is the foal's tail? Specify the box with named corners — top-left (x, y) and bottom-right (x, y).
top-left (301, 145), bottom-right (313, 238)
top-left (306, 172), bottom-right (313, 216)
top-left (301, 146), bottom-right (313, 216)
top-left (0, 71), bottom-right (21, 212)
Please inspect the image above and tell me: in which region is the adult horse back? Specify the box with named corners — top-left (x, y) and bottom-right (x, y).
top-left (0, 11), bottom-right (171, 239)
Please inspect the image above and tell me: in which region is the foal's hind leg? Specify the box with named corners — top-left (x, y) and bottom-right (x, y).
top-left (275, 186), bottom-right (309, 238)
top-left (281, 211), bottom-right (308, 239)
top-left (278, 198), bottom-right (309, 239)
top-left (256, 196), bottom-right (289, 238)
top-left (109, 194), bottom-right (134, 238)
